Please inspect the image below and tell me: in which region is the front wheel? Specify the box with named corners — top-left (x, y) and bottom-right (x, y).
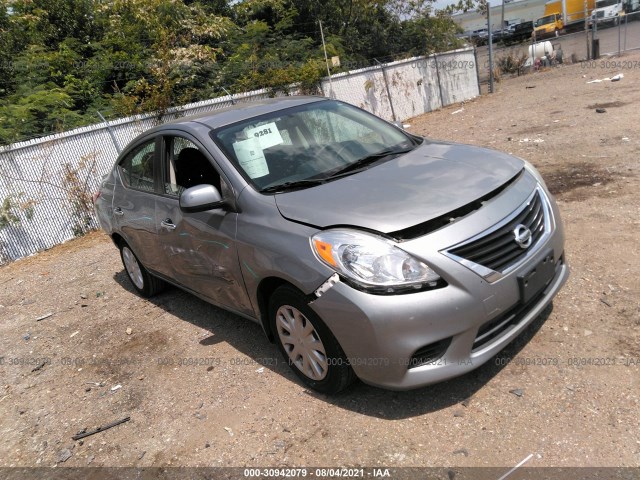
top-left (269, 285), bottom-right (355, 394)
top-left (119, 242), bottom-right (165, 297)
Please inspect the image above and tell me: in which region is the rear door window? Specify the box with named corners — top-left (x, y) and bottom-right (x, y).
top-left (118, 140), bottom-right (156, 192)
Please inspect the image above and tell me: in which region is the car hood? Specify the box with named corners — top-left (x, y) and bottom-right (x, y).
top-left (274, 140), bottom-right (525, 234)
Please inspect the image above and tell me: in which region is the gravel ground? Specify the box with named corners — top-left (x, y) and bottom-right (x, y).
top-left (1, 51), bottom-right (639, 474)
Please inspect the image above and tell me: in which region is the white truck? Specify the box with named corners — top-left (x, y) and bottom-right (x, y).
top-left (591, 0), bottom-right (640, 25)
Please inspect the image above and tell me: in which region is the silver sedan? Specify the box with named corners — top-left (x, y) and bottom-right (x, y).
top-left (94, 96), bottom-right (569, 393)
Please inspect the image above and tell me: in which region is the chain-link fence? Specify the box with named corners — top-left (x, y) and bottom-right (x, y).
top-left (593, 10), bottom-right (640, 54)
top-left (476, 10), bottom-right (640, 88)
top-left (0, 48), bottom-right (481, 264)
top-left (0, 90), bottom-right (272, 264)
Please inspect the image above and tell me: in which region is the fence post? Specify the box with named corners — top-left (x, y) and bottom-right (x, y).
top-left (374, 58), bottom-right (397, 121)
top-left (433, 53), bottom-right (445, 108)
top-left (623, 13), bottom-right (628, 52)
top-left (487, 1), bottom-right (495, 94)
top-left (97, 111), bottom-right (121, 154)
top-left (585, 1), bottom-right (590, 60)
top-left (221, 86), bottom-right (236, 105)
top-left (473, 47), bottom-right (482, 96)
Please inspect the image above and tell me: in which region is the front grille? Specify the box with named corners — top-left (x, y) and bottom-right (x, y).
top-left (449, 191), bottom-right (545, 272)
top-left (408, 338), bottom-right (452, 369)
top-left (596, 11), bottom-right (605, 17)
top-left (472, 254), bottom-right (563, 351)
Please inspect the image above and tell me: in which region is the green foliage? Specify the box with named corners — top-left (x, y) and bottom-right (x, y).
top-left (442, 0), bottom-right (484, 15)
top-left (0, 86), bottom-right (85, 144)
top-left (0, 196), bottom-right (20, 228)
top-left (0, 193), bottom-right (35, 229)
top-left (0, 0), bottom-right (463, 145)
top-left (11, 0), bottom-right (98, 48)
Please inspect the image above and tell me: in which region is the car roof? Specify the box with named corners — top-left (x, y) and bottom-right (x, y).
top-left (116, 96), bottom-right (332, 160)
top-left (159, 95), bottom-right (327, 131)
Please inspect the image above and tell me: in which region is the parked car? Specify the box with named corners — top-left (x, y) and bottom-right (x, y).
top-left (470, 28), bottom-right (489, 45)
top-left (506, 21), bottom-right (535, 44)
top-left (491, 28), bottom-right (509, 43)
top-left (94, 97), bottom-right (569, 393)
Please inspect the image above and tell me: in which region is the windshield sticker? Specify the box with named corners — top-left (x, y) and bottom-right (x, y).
top-left (232, 137), bottom-right (269, 179)
top-left (246, 122), bottom-right (284, 149)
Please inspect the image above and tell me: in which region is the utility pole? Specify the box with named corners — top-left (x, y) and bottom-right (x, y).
top-left (319, 20), bottom-right (334, 98)
top-left (501, 0), bottom-right (506, 37)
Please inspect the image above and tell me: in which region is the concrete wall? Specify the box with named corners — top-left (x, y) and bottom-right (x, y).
top-left (321, 48), bottom-right (479, 122)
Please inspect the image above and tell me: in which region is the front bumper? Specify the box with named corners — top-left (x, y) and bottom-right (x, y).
top-left (310, 253), bottom-right (568, 390)
top-left (309, 181), bottom-right (569, 390)
top-left (534, 27), bottom-right (556, 37)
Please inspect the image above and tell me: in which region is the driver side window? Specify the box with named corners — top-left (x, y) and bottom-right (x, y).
top-left (163, 137), bottom-right (221, 197)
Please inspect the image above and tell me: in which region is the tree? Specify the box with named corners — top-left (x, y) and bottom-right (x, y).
top-left (0, 86), bottom-right (84, 144)
top-left (10, 0), bottom-right (99, 48)
top-left (0, 0), bottom-right (465, 144)
top-left (102, 0), bottom-right (232, 116)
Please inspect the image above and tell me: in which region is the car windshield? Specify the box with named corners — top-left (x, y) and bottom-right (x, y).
top-left (536, 15), bottom-right (555, 26)
top-left (211, 100), bottom-right (419, 192)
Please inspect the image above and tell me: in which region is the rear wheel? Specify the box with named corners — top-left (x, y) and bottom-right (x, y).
top-left (119, 242), bottom-right (165, 297)
top-left (269, 285), bottom-right (355, 394)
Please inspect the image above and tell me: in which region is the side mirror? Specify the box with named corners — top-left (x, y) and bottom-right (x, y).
top-left (180, 184), bottom-right (224, 213)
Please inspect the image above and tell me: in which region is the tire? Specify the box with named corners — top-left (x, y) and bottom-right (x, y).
top-left (119, 241), bottom-right (165, 297)
top-left (269, 285), bottom-right (355, 394)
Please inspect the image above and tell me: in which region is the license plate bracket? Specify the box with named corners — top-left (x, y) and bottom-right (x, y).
top-left (518, 249), bottom-right (555, 304)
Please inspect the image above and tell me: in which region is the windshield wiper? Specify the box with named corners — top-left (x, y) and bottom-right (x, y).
top-left (260, 178), bottom-right (326, 194)
top-left (324, 147), bottom-right (415, 179)
top-left (260, 146), bottom-right (416, 193)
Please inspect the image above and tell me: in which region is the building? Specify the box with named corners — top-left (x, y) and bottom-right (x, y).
top-left (453, 0), bottom-right (548, 32)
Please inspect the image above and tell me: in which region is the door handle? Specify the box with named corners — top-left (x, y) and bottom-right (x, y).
top-left (113, 207), bottom-right (124, 216)
top-left (160, 219), bottom-right (177, 230)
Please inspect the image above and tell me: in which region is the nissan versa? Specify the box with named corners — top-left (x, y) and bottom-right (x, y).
top-left (94, 96), bottom-right (569, 393)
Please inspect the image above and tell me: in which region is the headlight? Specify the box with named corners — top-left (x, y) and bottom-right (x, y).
top-left (311, 230), bottom-right (441, 293)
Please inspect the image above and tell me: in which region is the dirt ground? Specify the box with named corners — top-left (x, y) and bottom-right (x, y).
top-left (1, 50), bottom-right (639, 475)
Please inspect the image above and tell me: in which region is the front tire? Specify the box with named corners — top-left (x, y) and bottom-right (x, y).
top-left (119, 242), bottom-right (165, 297)
top-left (269, 285), bottom-right (355, 394)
